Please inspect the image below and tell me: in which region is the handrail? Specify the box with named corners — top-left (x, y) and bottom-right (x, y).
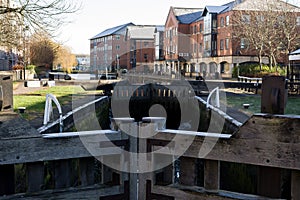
top-left (238, 76), bottom-right (262, 82)
top-left (38, 96), bottom-right (109, 134)
top-left (195, 96), bottom-right (243, 127)
top-left (43, 93), bottom-right (63, 132)
top-left (206, 87), bottom-right (220, 109)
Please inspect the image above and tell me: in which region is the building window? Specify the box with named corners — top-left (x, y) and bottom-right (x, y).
top-left (256, 15), bottom-right (264, 23)
top-left (225, 15), bottom-right (230, 26)
top-left (220, 39), bottom-right (224, 50)
top-left (116, 45), bottom-right (120, 50)
top-left (242, 15), bottom-right (250, 24)
top-left (199, 43), bottom-right (202, 52)
top-left (240, 38), bottom-right (248, 49)
top-left (225, 38), bottom-right (230, 50)
top-left (144, 54), bottom-right (148, 61)
top-left (220, 17), bottom-right (224, 27)
top-left (297, 17), bottom-right (300, 26)
top-left (144, 42), bottom-right (149, 47)
top-left (200, 24), bottom-right (203, 33)
top-left (116, 35), bottom-right (120, 40)
top-left (204, 35), bottom-right (211, 50)
top-left (194, 25), bottom-right (197, 34)
top-left (194, 43), bottom-right (197, 53)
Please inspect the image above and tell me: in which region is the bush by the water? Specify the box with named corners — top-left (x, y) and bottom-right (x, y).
top-left (232, 64), bottom-right (286, 78)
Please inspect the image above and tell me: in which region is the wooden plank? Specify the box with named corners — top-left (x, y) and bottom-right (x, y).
top-left (291, 170), bottom-right (300, 200)
top-left (26, 162), bottom-right (44, 192)
top-left (179, 157), bottom-right (197, 186)
top-left (0, 165), bottom-right (15, 195)
top-left (257, 166), bottom-right (281, 198)
top-left (152, 185), bottom-right (232, 200)
top-left (79, 157), bottom-right (95, 186)
top-left (54, 159), bottom-right (71, 189)
top-left (0, 185), bottom-right (121, 200)
top-left (0, 132), bottom-right (123, 165)
top-left (204, 160), bottom-right (219, 191)
top-left (151, 114), bottom-right (300, 170)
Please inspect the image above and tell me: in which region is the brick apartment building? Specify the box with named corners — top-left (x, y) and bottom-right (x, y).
top-left (90, 23), bottom-right (164, 73)
top-left (163, 0), bottom-right (300, 79)
top-left (90, 0), bottom-right (300, 78)
top-left (90, 23), bottom-right (134, 73)
top-left (126, 25), bottom-right (164, 72)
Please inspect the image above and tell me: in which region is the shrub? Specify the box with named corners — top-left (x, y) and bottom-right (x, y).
top-left (26, 65), bottom-right (36, 74)
top-left (12, 64), bottom-right (24, 70)
top-left (233, 64), bottom-right (286, 78)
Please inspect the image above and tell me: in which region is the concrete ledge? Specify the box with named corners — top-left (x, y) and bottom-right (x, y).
top-left (25, 81), bottom-right (40, 88)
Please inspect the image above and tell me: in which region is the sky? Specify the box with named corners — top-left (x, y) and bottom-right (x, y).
top-left (58, 0), bottom-right (300, 55)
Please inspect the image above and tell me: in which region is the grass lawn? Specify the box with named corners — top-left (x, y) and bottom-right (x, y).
top-left (225, 93), bottom-right (300, 115)
top-left (13, 86), bottom-right (89, 120)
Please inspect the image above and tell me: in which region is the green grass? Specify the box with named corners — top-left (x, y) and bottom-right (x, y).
top-left (225, 94), bottom-right (300, 115)
top-left (13, 86), bottom-right (87, 119)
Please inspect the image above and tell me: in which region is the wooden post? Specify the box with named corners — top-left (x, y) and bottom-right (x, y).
top-left (101, 163), bottom-right (113, 185)
top-left (54, 159), bottom-right (71, 189)
top-left (79, 157), bottom-right (95, 186)
top-left (291, 170), bottom-right (300, 200)
top-left (0, 164), bottom-right (15, 195)
top-left (129, 122), bottom-right (139, 200)
top-left (179, 157), bottom-right (197, 186)
top-left (257, 166), bottom-right (281, 198)
top-left (26, 162), bottom-right (44, 192)
top-left (204, 160), bottom-right (219, 191)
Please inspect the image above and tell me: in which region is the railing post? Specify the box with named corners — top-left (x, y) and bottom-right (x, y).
top-left (204, 160), bottom-right (220, 191)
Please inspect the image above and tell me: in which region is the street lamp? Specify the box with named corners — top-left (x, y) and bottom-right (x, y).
top-left (116, 54), bottom-right (120, 71)
top-left (23, 25), bottom-right (29, 80)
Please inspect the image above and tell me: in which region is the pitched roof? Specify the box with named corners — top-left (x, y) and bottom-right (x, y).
top-left (155, 25), bottom-right (165, 32)
top-left (173, 7), bottom-right (202, 16)
top-left (220, 1), bottom-right (236, 13)
top-left (126, 25), bottom-right (157, 40)
top-left (233, 0), bottom-right (300, 12)
top-left (290, 49), bottom-right (300, 55)
top-left (177, 11), bottom-right (203, 24)
top-left (202, 4), bottom-right (233, 16)
top-left (90, 22), bottom-right (134, 39)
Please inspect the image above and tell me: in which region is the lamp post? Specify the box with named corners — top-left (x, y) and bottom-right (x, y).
top-left (116, 54), bottom-right (120, 71)
top-left (23, 25), bottom-right (29, 80)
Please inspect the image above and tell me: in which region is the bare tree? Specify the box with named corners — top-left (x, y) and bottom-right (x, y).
top-left (0, 0), bottom-right (81, 32)
top-left (29, 34), bottom-right (56, 68)
top-left (232, 0), bottom-right (300, 69)
top-left (53, 45), bottom-right (77, 73)
top-left (0, 0), bottom-right (81, 53)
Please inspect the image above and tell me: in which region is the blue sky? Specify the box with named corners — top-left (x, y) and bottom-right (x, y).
top-left (58, 0), bottom-right (300, 55)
